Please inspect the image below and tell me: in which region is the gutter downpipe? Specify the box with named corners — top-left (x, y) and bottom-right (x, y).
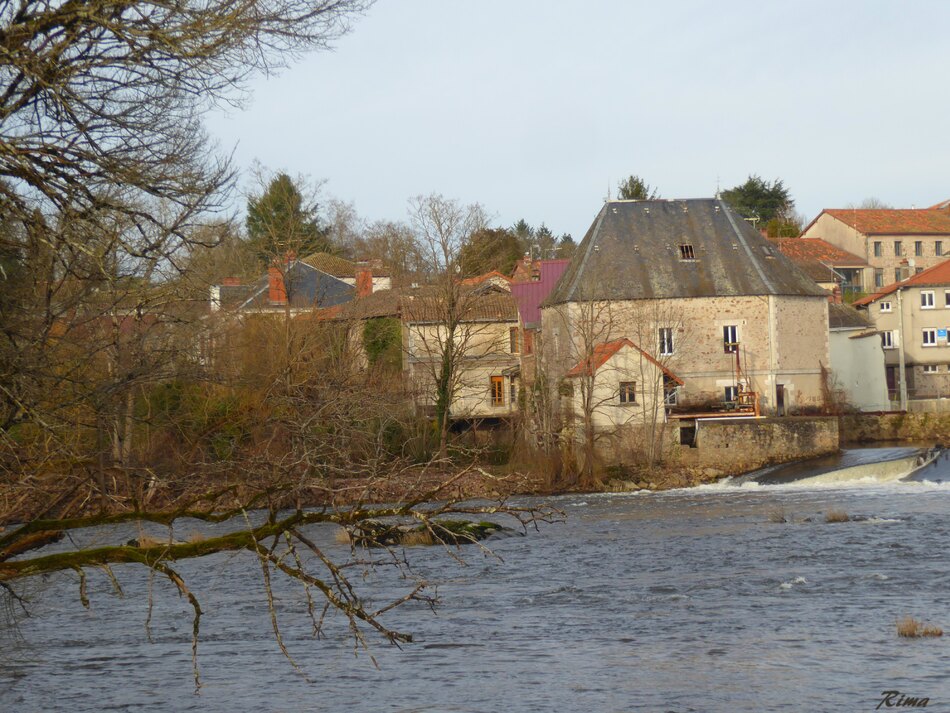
top-left (897, 288), bottom-right (908, 410)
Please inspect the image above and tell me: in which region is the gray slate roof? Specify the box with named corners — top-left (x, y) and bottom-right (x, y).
top-left (828, 302), bottom-right (873, 330)
top-left (546, 199), bottom-right (828, 304)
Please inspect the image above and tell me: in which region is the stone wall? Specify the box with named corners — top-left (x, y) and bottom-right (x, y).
top-left (677, 416), bottom-right (840, 472)
top-left (839, 412), bottom-right (950, 443)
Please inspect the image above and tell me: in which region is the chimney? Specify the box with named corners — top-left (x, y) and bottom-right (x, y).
top-left (268, 266), bottom-right (287, 305)
top-left (356, 267), bottom-right (373, 298)
top-left (829, 285), bottom-right (842, 304)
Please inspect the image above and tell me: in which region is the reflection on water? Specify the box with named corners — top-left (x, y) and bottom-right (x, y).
top-left (2, 449), bottom-right (949, 712)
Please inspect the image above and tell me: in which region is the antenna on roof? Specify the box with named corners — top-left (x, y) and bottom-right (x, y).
top-left (715, 175), bottom-right (721, 199)
top-left (606, 177), bottom-right (612, 202)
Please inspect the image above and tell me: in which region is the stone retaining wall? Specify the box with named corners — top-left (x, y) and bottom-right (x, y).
top-left (839, 412), bottom-right (950, 443)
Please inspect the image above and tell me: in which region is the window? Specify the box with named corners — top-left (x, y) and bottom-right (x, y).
top-left (874, 269), bottom-right (884, 288)
top-left (937, 241), bottom-right (944, 256)
top-left (880, 301), bottom-right (892, 313)
top-left (894, 240), bottom-right (903, 256)
top-left (921, 291), bottom-right (935, 309)
top-left (881, 331), bottom-right (894, 349)
top-left (923, 365), bottom-right (939, 374)
top-left (873, 241), bottom-right (883, 257)
top-left (509, 327), bottom-right (519, 353)
top-left (619, 381), bottom-right (637, 404)
top-left (523, 330), bottom-right (534, 355)
top-left (915, 241), bottom-right (924, 257)
top-left (916, 267), bottom-right (924, 275)
top-left (724, 385), bottom-right (738, 402)
top-left (922, 329), bottom-right (937, 347)
top-left (490, 376), bottom-right (505, 406)
top-left (659, 327), bottom-right (674, 355)
top-left (945, 291), bottom-right (950, 309)
top-left (510, 378), bottom-right (518, 405)
top-left (678, 244), bottom-right (695, 260)
top-left (894, 268), bottom-right (902, 283)
top-left (723, 325), bottom-right (739, 353)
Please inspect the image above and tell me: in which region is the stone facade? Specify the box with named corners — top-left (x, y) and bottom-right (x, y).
top-left (543, 294), bottom-right (830, 415)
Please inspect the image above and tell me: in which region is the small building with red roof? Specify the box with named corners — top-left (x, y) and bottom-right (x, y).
top-left (564, 338), bottom-right (683, 433)
top-left (769, 237), bottom-right (869, 298)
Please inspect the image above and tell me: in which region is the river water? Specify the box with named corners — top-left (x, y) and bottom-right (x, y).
top-left (2, 447), bottom-right (949, 712)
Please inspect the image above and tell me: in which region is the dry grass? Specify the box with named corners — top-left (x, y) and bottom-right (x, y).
top-left (824, 509), bottom-right (850, 523)
top-left (398, 530), bottom-right (435, 546)
top-left (897, 616), bottom-right (944, 638)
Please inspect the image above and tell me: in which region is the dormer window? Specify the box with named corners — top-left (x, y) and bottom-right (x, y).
top-left (678, 244), bottom-right (695, 260)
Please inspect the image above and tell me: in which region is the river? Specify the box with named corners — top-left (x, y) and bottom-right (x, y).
top-left (2, 446), bottom-right (949, 712)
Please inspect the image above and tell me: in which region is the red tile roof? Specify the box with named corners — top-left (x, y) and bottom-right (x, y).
top-left (564, 338), bottom-right (683, 384)
top-left (459, 270), bottom-right (512, 286)
top-left (819, 209), bottom-right (950, 235)
top-left (853, 257), bottom-right (950, 305)
top-left (770, 237), bottom-right (867, 267)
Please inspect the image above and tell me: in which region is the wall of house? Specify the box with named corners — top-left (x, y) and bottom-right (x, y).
top-left (405, 319), bottom-right (520, 418)
top-left (859, 285), bottom-right (950, 398)
top-left (568, 346), bottom-right (666, 432)
top-left (828, 330), bottom-right (890, 411)
top-left (542, 294), bottom-right (830, 414)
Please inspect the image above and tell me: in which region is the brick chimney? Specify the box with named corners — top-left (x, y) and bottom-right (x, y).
top-left (355, 267), bottom-right (373, 298)
top-left (268, 266), bottom-right (287, 305)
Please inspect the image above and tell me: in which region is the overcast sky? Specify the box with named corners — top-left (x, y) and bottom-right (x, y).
top-left (207, 0), bottom-right (950, 241)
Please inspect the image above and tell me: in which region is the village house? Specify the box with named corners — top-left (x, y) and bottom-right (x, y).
top-left (340, 282), bottom-right (522, 421)
top-left (853, 258), bottom-right (950, 404)
top-left (542, 199), bottom-right (832, 420)
top-left (801, 205), bottom-right (950, 290)
top-left (827, 303), bottom-right (889, 411)
top-left (209, 252), bottom-right (382, 314)
top-left (564, 337), bottom-right (683, 433)
top-left (769, 237), bottom-right (869, 300)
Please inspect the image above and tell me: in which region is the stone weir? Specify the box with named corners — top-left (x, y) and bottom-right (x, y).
top-left (674, 416), bottom-right (840, 474)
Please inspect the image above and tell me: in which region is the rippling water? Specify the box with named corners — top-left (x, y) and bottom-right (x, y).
top-left (2, 447), bottom-right (949, 712)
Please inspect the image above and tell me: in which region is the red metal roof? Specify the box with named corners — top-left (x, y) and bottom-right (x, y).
top-left (510, 260), bottom-right (570, 326)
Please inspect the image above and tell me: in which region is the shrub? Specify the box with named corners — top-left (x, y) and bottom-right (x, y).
top-left (897, 616), bottom-right (943, 638)
top-left (824, 509), bottom-right (850, 523)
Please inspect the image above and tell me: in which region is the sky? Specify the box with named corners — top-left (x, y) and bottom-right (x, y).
top-left (207, 0), bottom-right (950, 242)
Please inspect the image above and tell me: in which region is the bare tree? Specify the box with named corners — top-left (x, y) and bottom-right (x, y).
top-left (406, 193), bottom-right (492, 459)
top-left (0, 0), bottom-right (556, 681)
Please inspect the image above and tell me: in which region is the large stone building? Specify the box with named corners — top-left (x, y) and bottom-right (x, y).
top-left (542, 199), bottom-right (831, 416)
top-left (801, 208), bottom-right (950, 291)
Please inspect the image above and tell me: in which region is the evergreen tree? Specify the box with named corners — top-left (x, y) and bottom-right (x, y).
top-left (617, 175), bottom-right (659, 200)
top-left (246, 173), bottom-right (331, 265)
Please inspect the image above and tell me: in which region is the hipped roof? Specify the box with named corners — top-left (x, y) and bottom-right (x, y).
top-left (547, 199), bottom-right (826, 305)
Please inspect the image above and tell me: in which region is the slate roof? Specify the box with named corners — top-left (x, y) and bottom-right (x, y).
top-left (546, 199), bottom-right (827, 304)
top-left (828, 303), bottom-right (873, 330)
top-left (564, 338), bottom-right (683, 384)
top-left (238, 262), bottom-right (354, 310)
top-left (815, 209), bottom-right (950, 236)
top-left (853, 257), bottom-right (950, 306)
